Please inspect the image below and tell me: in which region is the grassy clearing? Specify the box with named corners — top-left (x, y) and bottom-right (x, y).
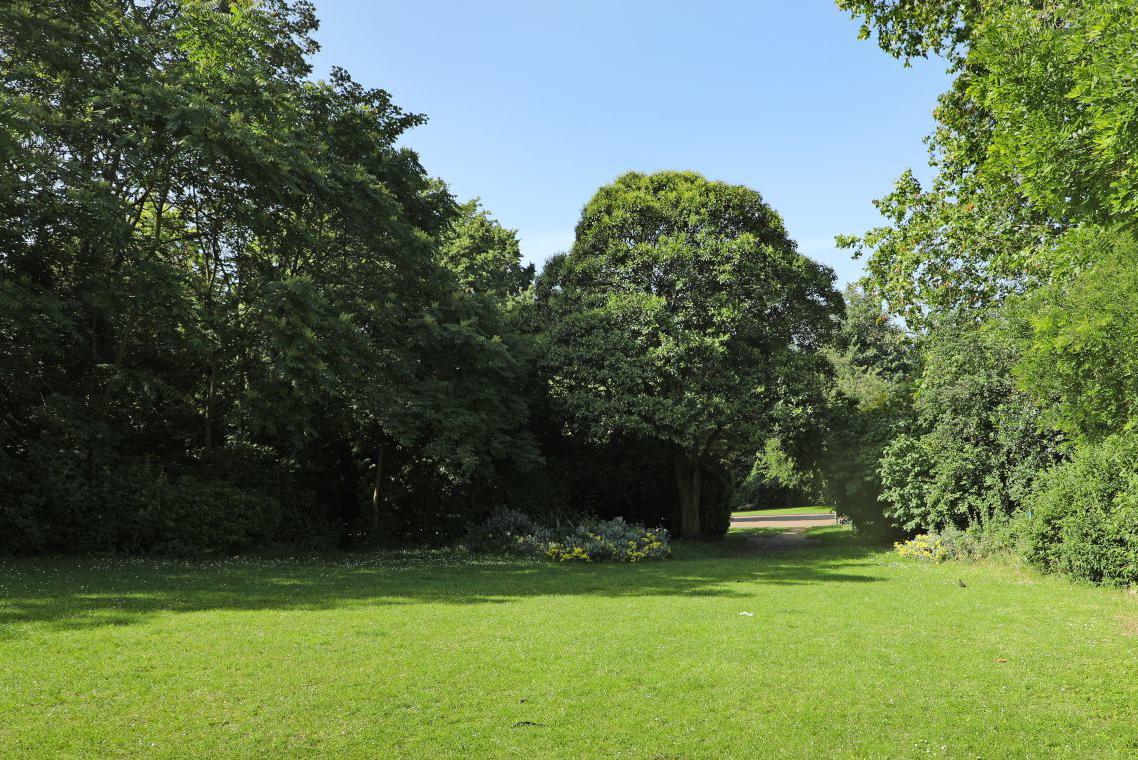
top-left (2, 537), bottom-right (1137, 759)
top-left (731, 506), bottom-right (836, 517)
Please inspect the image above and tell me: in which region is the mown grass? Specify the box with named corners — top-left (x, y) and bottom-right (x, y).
top-left (726, 524), bottom-right (850, 540)
top-left (2, 535), bottom-right (1137, 759)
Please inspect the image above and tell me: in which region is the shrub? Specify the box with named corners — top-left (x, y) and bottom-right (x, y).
top-left (894, 533), bottom-right (947, 562)
top-left (542, 517), bottom-right (671, 563)
top-left (0, 447), bottom-right (286, 555)
top-left (895, 517), bottom-right (1026, 565)
top-left (1023, 435), bottom-right (1138, 586)
top-left (149, 477), bottom-right (282, 555)
top-left (466, 512), bottom-right (670, 562)
top-left (878, 314), bottom-right (1060, 534)
top-left (819, 389), bottom-right (910, 541)
top-left (936, 517), bottom-right (1024, 562)
top-left (816, 285), bottom-right (916, 540)
top-left (465, 508), bottom-right (538, 551)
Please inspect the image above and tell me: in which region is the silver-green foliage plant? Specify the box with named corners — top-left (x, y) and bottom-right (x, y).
top-left (467, 509), bottom-right (670, 563)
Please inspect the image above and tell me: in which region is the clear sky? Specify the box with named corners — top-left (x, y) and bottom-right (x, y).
top-left (309, 0), bottom-right (951, 285)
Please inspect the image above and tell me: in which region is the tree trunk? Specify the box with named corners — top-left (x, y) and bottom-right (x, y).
top-left (370, 442), bottom-right (385, 536)
top-left (673, 450), bottom-right (703, 540)
top-left (204, 358), bottom-right (216, 458)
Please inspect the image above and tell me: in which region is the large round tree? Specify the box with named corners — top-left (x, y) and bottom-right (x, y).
top-left (542, 171), bottom-right (840, 538)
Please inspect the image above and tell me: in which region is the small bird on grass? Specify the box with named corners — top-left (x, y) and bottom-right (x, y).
top-left (958, 578), bottom-right (968, 588)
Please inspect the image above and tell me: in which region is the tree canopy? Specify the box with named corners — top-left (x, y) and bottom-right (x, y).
top-left (838, 0), bottom-right (1138, 322)
top-left (539, 171), bottom-right (840, 538)
top-left (0, 0), bottom-right (537, 551)
top-left (836, 0), bottom-right (1138, 585)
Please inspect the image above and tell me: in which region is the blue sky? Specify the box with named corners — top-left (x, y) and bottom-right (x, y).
top-left (310, 0), bottom-right (951, 285)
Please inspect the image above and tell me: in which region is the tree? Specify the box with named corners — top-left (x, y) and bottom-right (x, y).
top-left (877, 312), bottom-right (1060, 533)
top-left (541, 171), bottom-right (840, 538)
top-left (972, 1), bottom-right (1138, 227)
top-left (838, 0), bottom-right (1138, 322)
top-left (1011, 231), bottom-right (1138, 444)
top-left (813, 285), bottom-right (915, 536)
top-left (438, 200), bottom-right (535, 301)
top-left (836, 0), bottom-right (980, 63)
top-left (0, 0), bottom-right (538, 551)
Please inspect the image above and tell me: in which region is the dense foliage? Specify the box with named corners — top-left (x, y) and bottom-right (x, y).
top-left (812, 286), bottom-right (914, 537)
top-left (877, 314), bottom-right (1060, 533)
top-left (840, 0), bottom-right (1138, 585)
top-left (0, 0), bottom-right (539, 551)
top-left (1023, 434), bottom-right (1138, 586)
top-left (0, 1), bottom-right (842, 554)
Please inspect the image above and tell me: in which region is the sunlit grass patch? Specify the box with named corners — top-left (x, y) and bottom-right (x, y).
top-left (1, 542), bottom-right (1136, 758)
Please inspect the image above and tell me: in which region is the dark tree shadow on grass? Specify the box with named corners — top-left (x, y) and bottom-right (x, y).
top-left (0, 539), bottom-right (886, 637)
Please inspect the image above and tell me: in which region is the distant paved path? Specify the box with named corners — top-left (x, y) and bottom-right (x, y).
top-left (729, 512), bottom-right (838, 530)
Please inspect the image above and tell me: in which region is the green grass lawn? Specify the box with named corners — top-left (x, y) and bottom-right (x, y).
top-left (731, 506), bottom-right (836, 517)
top-left (2, 536), bottom-right (1137, 759)
top-left (726, 525), bottom-right (851, 539)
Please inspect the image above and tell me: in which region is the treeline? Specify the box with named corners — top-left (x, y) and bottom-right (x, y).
top-left (0, 1), bottom-right (839, 553)
top-left (0, 0), bottom-right (534, 552)
top-left (4, 0), bottom-right (1136, 587)
top-left (811, 0), bottom-right (1138, 585)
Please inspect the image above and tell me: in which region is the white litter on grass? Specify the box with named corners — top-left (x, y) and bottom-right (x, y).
top-left (738, 612), bottom-right (754, 617)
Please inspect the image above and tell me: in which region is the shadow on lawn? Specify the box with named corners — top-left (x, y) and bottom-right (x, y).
top-left (0, 540), bottom-right (885, 636)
